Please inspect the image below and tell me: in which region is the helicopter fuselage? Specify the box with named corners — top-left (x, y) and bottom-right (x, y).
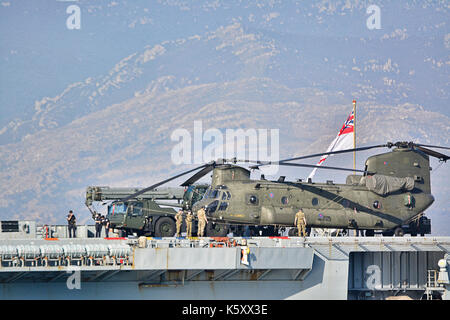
top-left (194, 179), bottom-right (434, 231)
top-left (192, 147), bottom-right (435, 231)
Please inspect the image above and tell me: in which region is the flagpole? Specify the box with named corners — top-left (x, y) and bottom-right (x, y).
top-left (353, 99), bottom-right (356, 175)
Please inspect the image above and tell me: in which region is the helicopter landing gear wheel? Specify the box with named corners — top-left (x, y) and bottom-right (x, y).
top-left (394, 227), bottom-right (405, 237)
top-left (155, 217), bottom-right (176, 237)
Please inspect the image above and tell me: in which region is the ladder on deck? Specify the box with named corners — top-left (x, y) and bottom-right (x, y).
top-left (425, 270), bottom-right (444, 300)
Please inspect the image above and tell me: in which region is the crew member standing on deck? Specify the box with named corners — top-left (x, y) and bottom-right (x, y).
top-left (67, 210), bottom-right (77, 238)
top-left (95, 213), bottom-right (103, 238)
top-left (186, 210), bottom-right (193, 237)
top-left (294, 208), bottom-right (307, 237)
top-left (175, 209), bottom-right (184, 237)
top-left (103, 215), bottom-right (110, 238)
top-left (197, 206), bottom-right (208, 237)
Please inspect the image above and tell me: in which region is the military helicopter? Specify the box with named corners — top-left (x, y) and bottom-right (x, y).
top-left (122, 141), bottom-right (449, 237)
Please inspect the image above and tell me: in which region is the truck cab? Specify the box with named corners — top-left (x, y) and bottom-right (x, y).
top-left (106, 199), bottom-right (178, 237)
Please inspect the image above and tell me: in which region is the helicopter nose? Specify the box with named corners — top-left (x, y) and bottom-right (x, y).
top-left (192, 200), bottom-right (213, 215)
top-left (192, 201), bottom-right (203, 212)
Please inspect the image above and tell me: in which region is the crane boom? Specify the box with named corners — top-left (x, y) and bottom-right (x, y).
top-left (85, 186), bottom-right (185, 206)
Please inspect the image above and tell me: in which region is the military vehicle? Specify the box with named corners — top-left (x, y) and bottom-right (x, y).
top-left (85, 185), bottom-right (209, 236)
top-left (121, 141), bottom-right (448, 237)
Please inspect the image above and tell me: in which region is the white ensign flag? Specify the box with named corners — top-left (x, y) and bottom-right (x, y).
top-left (308, 110), bottom-right (355, 180)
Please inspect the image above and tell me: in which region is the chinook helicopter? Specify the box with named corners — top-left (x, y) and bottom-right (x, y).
top-left (121, 141), bottom-right (449, 237)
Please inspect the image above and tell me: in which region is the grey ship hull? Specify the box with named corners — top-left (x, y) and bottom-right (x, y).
top-left (0, 221), bottom-right (449, 300)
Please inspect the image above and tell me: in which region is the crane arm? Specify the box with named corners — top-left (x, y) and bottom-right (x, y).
top-left (85, 186), bottom-right (186, 206)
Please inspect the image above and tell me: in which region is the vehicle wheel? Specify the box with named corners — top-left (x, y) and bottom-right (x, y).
top-left (206, 223), bottom-right (229, 237)
top-left (394, 227), bottom-right (405, 237)
top-left (154, 217), bottom-right (176, 237)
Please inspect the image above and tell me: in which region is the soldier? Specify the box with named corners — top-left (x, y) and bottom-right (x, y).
top-left (185, 210), bottom-right (193, 237)
top-left (197, 206), bottom-right (208, 237)
top-left (175, 209), bottom-right (184, 237)
top-left (294, 208), bottom-right (307, 237)
top-left (67, 210), bottom-right (77, 238)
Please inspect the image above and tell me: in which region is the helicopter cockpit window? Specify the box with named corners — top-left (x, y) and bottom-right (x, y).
top-left (202, 187), bottom-right (212, 200)
top-left (312, 197), bottom-right (319, 206)
top-left (191, 187), bottom-right (205, 203)
top-left (206, 200), bottom-right (219, 214)
top-left (281, 196), bottom-right (289, 205)
top-left (218, 202), bottom-right (228, 211)
top-left (226, 191), bottom-right (231, 200)
top-left (222, 192), bottom-right (227, 200)
top-left (210, 189), bottom-right (219, 199)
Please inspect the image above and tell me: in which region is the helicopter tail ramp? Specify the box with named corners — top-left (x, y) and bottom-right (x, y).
top-left (0, 222), bottom-right (449, 300)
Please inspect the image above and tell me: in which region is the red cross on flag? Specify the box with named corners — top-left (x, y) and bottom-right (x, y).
top-left (308, 109), bottom-right (355, 180)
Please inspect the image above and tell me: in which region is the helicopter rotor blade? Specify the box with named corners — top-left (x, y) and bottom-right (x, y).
top-left (414, 145), bottom-right (449, 162)
top-left (249, 144), bottom-right (389, 168)
top-left (180, 164), bottom-right (216, 186)
top-left (279, 144), bottom-right (389, 163)
top-left (250, 141), bottom-right (450, 168)
top-left (119, 140), bottom-right (449, 203)
top-left (180, 158), bottom-right (262, 185)
top-left (412, 143), bottom-right (450, 151)
top-left (269, 162), bottom-right (370, 174)
top-left (392, 141), bottom-right (450, 161)
top-left (121, 164), bottom-right (209, 202)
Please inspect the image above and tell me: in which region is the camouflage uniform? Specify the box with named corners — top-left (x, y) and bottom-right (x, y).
top-left (175, 210), bottom-right (184, 237)
top-left (294, 209), bottom-right (307, 237)
top-left (197, 207), bottom-right (208, 237)
top-left (186, 210), bottom-right (193, 237)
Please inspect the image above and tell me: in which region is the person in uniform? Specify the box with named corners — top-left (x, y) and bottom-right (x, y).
top-left (197, 206), bottom-right (208, 237)
top-left (103, 216), bottom-right (111, 238)
top-left (95, 213), bottom-right (103, 238)
top-left (294, 208), bottom-right (307, 237)
top-left (185, 210), bottom-right (193, 237)
top-left (175, 209), bottom-right (184, 237)
top-left (67, 210), bottom-right (77, 238)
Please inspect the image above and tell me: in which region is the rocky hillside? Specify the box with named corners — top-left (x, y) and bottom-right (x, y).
top-left (0, 1), bottom-right (448, 233)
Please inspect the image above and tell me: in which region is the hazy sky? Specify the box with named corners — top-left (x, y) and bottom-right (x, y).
top-left (1, 1), bottom-right (448, 126)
